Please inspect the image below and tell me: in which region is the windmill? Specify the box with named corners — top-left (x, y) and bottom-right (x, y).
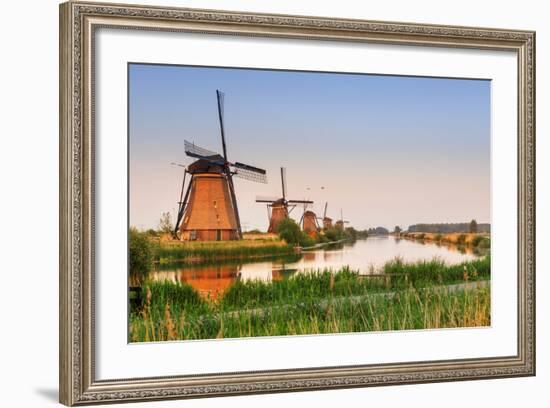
top-left (300, 203), bottom-right (320, 236)
top-left (335, 209), bottom-right (350, 230)
top-left (256, 167), bottom-right (312, 233)
top-left (173, 90), bottom-right (267, 241)
top-left (318, 202), bottom-right (333, 230)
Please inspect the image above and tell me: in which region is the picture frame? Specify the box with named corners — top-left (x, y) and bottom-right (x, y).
top-left (59, 1), bottom-right (535, 405)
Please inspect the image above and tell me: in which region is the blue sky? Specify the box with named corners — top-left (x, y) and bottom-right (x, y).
top-left (129, 63), bottom-right (490, 231)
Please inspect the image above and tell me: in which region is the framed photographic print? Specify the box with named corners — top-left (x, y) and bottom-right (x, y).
top-left (59, 1), bottom-right (536, 405)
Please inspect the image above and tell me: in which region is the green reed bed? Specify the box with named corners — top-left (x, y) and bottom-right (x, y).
top-left (129, 255), bottom-right (491, 341)
top-left (382, 255), bottom-right (490, 288)
top-left (153, 240), bottom-right (294, 264)
top-left (129, 285), bottom-right (491, 341)
top-left (219, 256), bottom-right (490, 311)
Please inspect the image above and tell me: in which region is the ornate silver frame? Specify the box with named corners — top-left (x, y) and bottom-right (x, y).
top-left (59, 1), bottom-right (536, 405)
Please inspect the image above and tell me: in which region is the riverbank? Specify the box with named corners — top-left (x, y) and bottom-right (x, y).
top-left (153, 238), bottom-right (295, 264)
top-left (129, 255), bottom-right (491, 341)
top-left (399, 232), bottom-right (490, 249)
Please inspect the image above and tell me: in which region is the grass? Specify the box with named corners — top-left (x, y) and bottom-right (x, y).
top-left (152, 239), bottom-right (295, 264)
top-left (129, 285), bottom-right (490, 341)
top-left (129, 255), bottom-right (491, 342)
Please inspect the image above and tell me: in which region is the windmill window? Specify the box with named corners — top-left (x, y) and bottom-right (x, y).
top-left (213, 200), bottom-right (217, 209)
top-left (216, 214), bottom-right (220, 222)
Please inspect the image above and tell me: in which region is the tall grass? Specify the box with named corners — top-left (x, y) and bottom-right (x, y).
top-left (382, 255), bottom-right (490, 288)
top-left (218, 256), bottom-right (490, 311)
top-left (129, 285), bottom-right (490, 341)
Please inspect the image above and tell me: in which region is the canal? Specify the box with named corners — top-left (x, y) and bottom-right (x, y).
top-left (143, 236), bottom-right (486, 300)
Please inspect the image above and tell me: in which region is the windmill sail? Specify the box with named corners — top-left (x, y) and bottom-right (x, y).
top-left (281, 167), bottom-right (287, 200)
top-left (184, 140), bottom-right (266, 182)
top-left (216, 90), bottom-right (228, 160)
top-left (184, 140), bottom-right (222, 161)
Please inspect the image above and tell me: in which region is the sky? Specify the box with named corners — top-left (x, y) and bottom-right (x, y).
top-left (129, 63), bottom-right (491, 231)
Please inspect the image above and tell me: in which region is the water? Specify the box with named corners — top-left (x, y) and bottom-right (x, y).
top-left (145, 236), bottom-right (485, 300)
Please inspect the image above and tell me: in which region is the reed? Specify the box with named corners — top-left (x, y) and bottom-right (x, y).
top-left (129, 285), bottom-right (490, 341)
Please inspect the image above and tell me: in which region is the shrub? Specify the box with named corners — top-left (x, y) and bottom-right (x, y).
top-left (316, 234), bottom-right (329, 244)
top-left (472, 235), bottom-right (491, 249)
top-left (299, 234), bottom-right (316, 248)
top-left (277, 218), bottom-right (318, 247)
top-left (456, 234), bottom-right (467, 245)
top-left (129, 227), bottom-right (153, 276)
top-left (325, 227), bottom-right (344, 242)
top-left (277, 218), bottom-right (302, 245)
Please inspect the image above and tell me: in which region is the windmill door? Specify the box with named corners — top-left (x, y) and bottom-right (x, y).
top-left (216, 229), bottom-right (221, 241)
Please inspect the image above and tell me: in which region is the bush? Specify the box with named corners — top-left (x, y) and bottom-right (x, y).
top-left (472, 235), bottom-right (491, 249)
top-left (456, 234), bottom-right (467, 245)
top-left (324, 227), bottom-right (344, 242)
top-left (277, 218), bottom-right (302, 245)
top-left (129, 228), bottom-right (153, 276)
top-left (277, 218), bottom-right (316, 247)
top-left (316, 234), bottom-right (329, 244)
top-left (299, 234), bottom-right (316, 248)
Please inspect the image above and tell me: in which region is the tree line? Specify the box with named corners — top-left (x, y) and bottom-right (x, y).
top-left (407, 221), bottom-right (490, 234)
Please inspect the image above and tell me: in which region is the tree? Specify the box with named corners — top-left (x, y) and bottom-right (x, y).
top-left (469, 219), bottom-right (478, 233)
top-left (158, 212), bottom-right (173, 234)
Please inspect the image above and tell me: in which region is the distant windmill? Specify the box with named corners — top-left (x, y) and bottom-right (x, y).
top-left (318, 202), bottom-right (333, 230)
top-left (173, 90), bottom-right (267, 241)
top-left (300, 202), bottom-right (320, 236)
top-left (256, 167), bottom-right (312, 233)
top-left (335, 208), bottom-right (350, 230)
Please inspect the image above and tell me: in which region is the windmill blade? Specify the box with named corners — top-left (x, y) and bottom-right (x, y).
top-left (288, 199), bottom-right (314, 204)
top-left (173, 174), bottom-right (194, 239)
top-left (184, 140), bottom-right (222, 159)
top-left (323, 202), bottom-right (328, 219)
top-left (256, 195), bottom-right (280, 203)
top-left (233, 162), bottom-right (266, 175)
top-left (233, 166), bottom-right (267, 184)
top-left (216, 90), bottom-right (228, 160)
top-left (185, 151), bottom-right (227, 166)
top-left (281, 167), bottom-right (287, 200)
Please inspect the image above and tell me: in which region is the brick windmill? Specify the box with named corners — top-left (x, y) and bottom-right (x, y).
top-left (335, 208), bottom-right (350, 230)
top-left (318, 202), bottom-right (333, 230)
top-left (300, 203), bottom-right (320, 237)
top-left (256, 167), bottom-right (312, 233)
top-left (173, 90), bottom-right (267, 241)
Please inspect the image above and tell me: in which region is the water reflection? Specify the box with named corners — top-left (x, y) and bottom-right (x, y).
top-left (141, 236), bottom-right (486, 300)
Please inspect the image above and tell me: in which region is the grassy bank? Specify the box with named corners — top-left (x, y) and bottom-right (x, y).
top-left (153, 239), bottom-right (294, 265)
top-left (400, 232), bottom-right (490, 249)
top-left (129, 256), bottom-right (491, 341)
